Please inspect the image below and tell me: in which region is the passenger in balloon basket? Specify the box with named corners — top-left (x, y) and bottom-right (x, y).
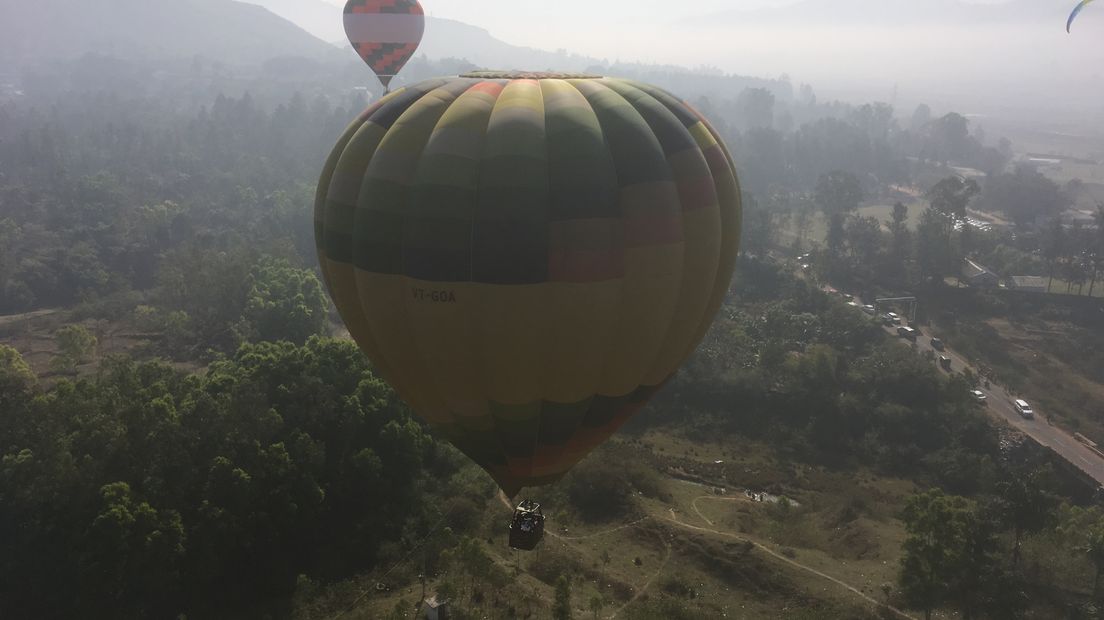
top-left (508, 499), bottom-right (545, 551)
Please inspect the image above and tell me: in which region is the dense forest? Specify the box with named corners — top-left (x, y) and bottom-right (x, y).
top-left (5, 258), bottom-right (1104, 618)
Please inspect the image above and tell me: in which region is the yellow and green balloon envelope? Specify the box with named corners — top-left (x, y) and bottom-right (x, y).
top-left (315, 72), bottom-right (741, 495)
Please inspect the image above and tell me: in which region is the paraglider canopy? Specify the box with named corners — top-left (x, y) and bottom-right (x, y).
top-left (343, 0), bottom-right (425, 90)
top-left (1068, 0), bottom-right (1096, 32)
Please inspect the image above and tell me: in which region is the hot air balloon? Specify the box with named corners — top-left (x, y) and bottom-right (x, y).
top-left (1068, 0), bottom-right (1096, 32)
top-left (315, 72), bottom-right (741, 499)
top-left (344, 0), bottom-right (425, 90)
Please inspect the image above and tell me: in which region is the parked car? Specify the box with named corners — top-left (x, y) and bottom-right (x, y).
top-left (897, 326), bottom-right (918, 342)
top-left (882, 313), bottom-right (901, 326)
top-left (939, 355), bottom-right (952, 371)
top-left (930, 337), bottom-right (945, 351)
top-left (1014, 399), bottom-right (1035, 419)
top-left (862, 304), bottom-right (876, 315)
top-left (970, 390), bottom-right (987, 404)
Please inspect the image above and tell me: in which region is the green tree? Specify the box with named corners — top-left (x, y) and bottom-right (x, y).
top-left (589, 595), bottom-right (605, 620)
top-left (927, 113), bottom-right (972, 163)
top-left (899, 489), bottom-right (991, 620)
top-left (815, 171), bottom-right (863, 257)
top-left (1089, 204), bottom-right (1104, 296)
top-left (741, 194), bottom-right (775, 256)
top-left (924, 176), bottom-right (982, 276)
top-left (553, 574), bottom-right (573, 620)
top-left (996, 467), bottom-right (1057, 568)
top-left (916, 207), bottom-right (954, 284)
top-left (51, 324), bottom-right (98, 373)
top-left (1043, 217), bottom-right (1067, 292)
top-left (844, 215), bottom-right (883, 276)
top-left (886, 202), bottom-right (913, 282)
top-left (980, 166), bottom-right (1070, 226)
top-left (0, 345), bottom-right (36, 399)
top-left (566, 456), bottom-right (634, 521)
top-left (80, 482), bottom-right (186, 617)
top-left (927, 176), bottom-right (980, 220)
top-left (815, 171), bottom-right (863, 218)
top-left (1085, 524), bottom-right (1104, 598)
top-left (237, 256), bottom-right (329, 344)
top-left (441, 536), bottom-right (495, 604)
top-left (0, 346), bottom-right (37, 441)
top-left (737, 87), bottom-right (776, 130)
top-left (157, 243), bottom-right (255, 350)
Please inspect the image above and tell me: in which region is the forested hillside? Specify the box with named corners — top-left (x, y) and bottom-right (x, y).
top-left (0, 0), bottom-right (336, 69)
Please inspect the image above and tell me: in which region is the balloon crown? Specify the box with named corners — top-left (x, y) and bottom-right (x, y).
top-left (459, 70), bottom-right (605, 80)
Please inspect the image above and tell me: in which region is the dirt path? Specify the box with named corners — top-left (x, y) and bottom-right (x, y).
top-left (0, 308), bottom-right (60, 329)
top-left (691, 495), bottom-right (749, 526)
top-left (665, 508), bottom-right (917, 620)
top-left (498, 491), bottom-right (916, 619)
top-left (606, 523), bottom-right (671, 620)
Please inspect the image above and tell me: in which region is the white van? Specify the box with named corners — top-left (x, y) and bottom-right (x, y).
top-left (1014, 399), bottom-right (1034, 419)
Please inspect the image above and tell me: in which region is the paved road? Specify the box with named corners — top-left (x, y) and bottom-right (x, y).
top-left (842, 293), bottom-right (1104, 488)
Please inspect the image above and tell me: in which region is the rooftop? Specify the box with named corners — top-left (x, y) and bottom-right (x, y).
top-left (1008, 275), bottom-right (1048, 290)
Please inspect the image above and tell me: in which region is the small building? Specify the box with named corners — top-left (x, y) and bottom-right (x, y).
top-left (961, 259), bottom-right (1000, 288)
top-left (1006, 276), bottom-right (1049, 294)
top-left (425, 595), bottom-right (451, 620)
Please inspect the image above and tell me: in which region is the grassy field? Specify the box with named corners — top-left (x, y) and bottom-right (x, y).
top-left (1035, 159), bottom-right (1104, 185)
top-left (326, 433), bottom-right (923, 620)
top-left (1034, 159), bottom-right (1104, 209)
top-left (780, 199), bottom-right (1011, 251)
top-left (0, 309), bottom-right (200, 382)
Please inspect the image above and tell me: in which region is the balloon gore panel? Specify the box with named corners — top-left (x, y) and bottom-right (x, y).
top-left (317, 73), bottom-right (742, 495)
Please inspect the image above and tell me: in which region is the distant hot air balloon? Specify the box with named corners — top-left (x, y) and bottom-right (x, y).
top-left (344, 0), bottom-right (425, 90)
top-left (315, 72), bottom-right (742, 497)
top-left (1068, 0), bottom-right (1096, 32)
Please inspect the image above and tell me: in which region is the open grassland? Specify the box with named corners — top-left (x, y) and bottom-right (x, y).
top-left (1036, 159), bottom-right (1104, 185)
top-left (330, 433), bottom-right (922, 620)
top-left (0, 309), bottom-right (200, 382)
top-left (1036, 158), bottom-right (1104, 208)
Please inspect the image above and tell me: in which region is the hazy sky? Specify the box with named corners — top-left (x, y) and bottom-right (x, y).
top-left (310, 0), bottom-right (1102, 127)
top-left (320, 0), bottom-right (1014, 58)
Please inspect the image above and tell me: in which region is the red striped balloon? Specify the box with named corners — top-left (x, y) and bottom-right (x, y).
top-left (344, 0), bottom-right (425, 90)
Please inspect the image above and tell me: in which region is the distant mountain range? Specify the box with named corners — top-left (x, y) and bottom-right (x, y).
top-left (238, 0), bottom-right (345, 44)
top-left (235, 1), bottom-right (793, 100)
top-left (0, 0), bottom-right (338, 70)
top-left (238, 0), bottom-right (611, 72)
